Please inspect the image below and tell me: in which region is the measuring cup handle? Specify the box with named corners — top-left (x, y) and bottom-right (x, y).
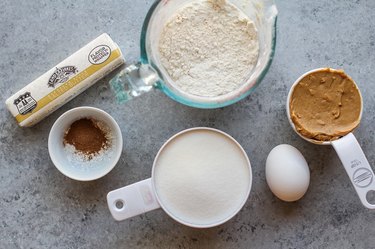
top-left (107, 178), bottom-right (161, 221)
top-left (331, 133), bottom-right (375, 209)
top-left (110, 62), bottom-right (159, 103)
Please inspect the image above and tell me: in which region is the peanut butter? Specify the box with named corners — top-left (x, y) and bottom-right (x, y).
top-left (289, 68), bottom-right (362, 142)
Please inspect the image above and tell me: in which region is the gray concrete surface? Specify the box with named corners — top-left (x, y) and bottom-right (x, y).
top-left (1, 0), bottom-right (375, 248)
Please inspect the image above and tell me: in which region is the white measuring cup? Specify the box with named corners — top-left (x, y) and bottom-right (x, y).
top-left (107, 127), bottom-right (252, 228)
top-left (286, 68), bottom-right (375, 209)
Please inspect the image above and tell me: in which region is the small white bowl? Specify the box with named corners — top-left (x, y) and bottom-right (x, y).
top-left (48, 106), bottom-right (123, 181)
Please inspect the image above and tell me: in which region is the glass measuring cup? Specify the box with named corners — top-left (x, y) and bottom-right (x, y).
top-left (110, 0), bottom-right (278, 108)
top-left (286, 68), bottom-right (375, 209)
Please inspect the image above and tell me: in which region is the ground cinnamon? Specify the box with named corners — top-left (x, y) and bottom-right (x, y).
top-left (63, 118), bottom-right (109, 158)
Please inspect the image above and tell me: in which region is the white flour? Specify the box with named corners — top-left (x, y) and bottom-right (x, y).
top-left (159, 0), bottom-right (259, 97)
top-left (153, 129), bottom-right (250, 226)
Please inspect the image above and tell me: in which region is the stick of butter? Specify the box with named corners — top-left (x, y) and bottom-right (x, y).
top-left (5, 33), bottom-right (125, 127)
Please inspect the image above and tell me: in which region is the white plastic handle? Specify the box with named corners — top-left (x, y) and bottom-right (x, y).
top-left (331, 133), bottom-right (375, 209)
top-left (107, 178), bottom-right (161, 221)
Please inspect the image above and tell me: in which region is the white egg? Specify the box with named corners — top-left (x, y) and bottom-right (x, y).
top-left (266, 144), bottom-right (310, 202)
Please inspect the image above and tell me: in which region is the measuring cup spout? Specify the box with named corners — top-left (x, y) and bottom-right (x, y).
top-left (110, 63), bottom-right (159, 103)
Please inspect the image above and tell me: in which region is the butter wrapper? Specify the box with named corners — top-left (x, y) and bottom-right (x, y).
top-left (5, 33), bottom-right (125, 127)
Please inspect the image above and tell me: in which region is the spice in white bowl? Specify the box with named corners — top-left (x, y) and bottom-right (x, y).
top-left (63, 118), bottom-right (113, 162)
top-left (49, 106), bottom-right (123, 181)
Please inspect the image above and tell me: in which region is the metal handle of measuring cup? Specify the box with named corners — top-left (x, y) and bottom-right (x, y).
top-left (331, 133), bottom-right (375, 209)
top-left (110, 63), bottom-right (159, 103)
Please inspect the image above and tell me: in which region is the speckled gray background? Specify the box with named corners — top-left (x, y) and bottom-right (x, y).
top-left (1, 0), bottom-right (375, 248)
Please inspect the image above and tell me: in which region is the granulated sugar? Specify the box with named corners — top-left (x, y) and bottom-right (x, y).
top-left (159, 0), bottom-right (259, 97)
top-left (153, 129), bottom-right (250, 226)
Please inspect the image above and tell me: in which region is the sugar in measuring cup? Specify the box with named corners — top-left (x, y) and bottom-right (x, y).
top-left (286, 68), bottom-right (375, 209)
top-left (107, 128), bottom-right (252, 228)
top-left (110, 0), bottom-right (278, 108)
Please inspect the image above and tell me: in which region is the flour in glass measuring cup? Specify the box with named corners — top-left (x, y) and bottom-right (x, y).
top-left (159, 0), bottom-right (259, 97)
top-left (153, 129), bottom-right (250, 226)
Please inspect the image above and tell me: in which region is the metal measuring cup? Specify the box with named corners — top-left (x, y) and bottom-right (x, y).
top-left (286, 68), bottom-right (375, 209)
